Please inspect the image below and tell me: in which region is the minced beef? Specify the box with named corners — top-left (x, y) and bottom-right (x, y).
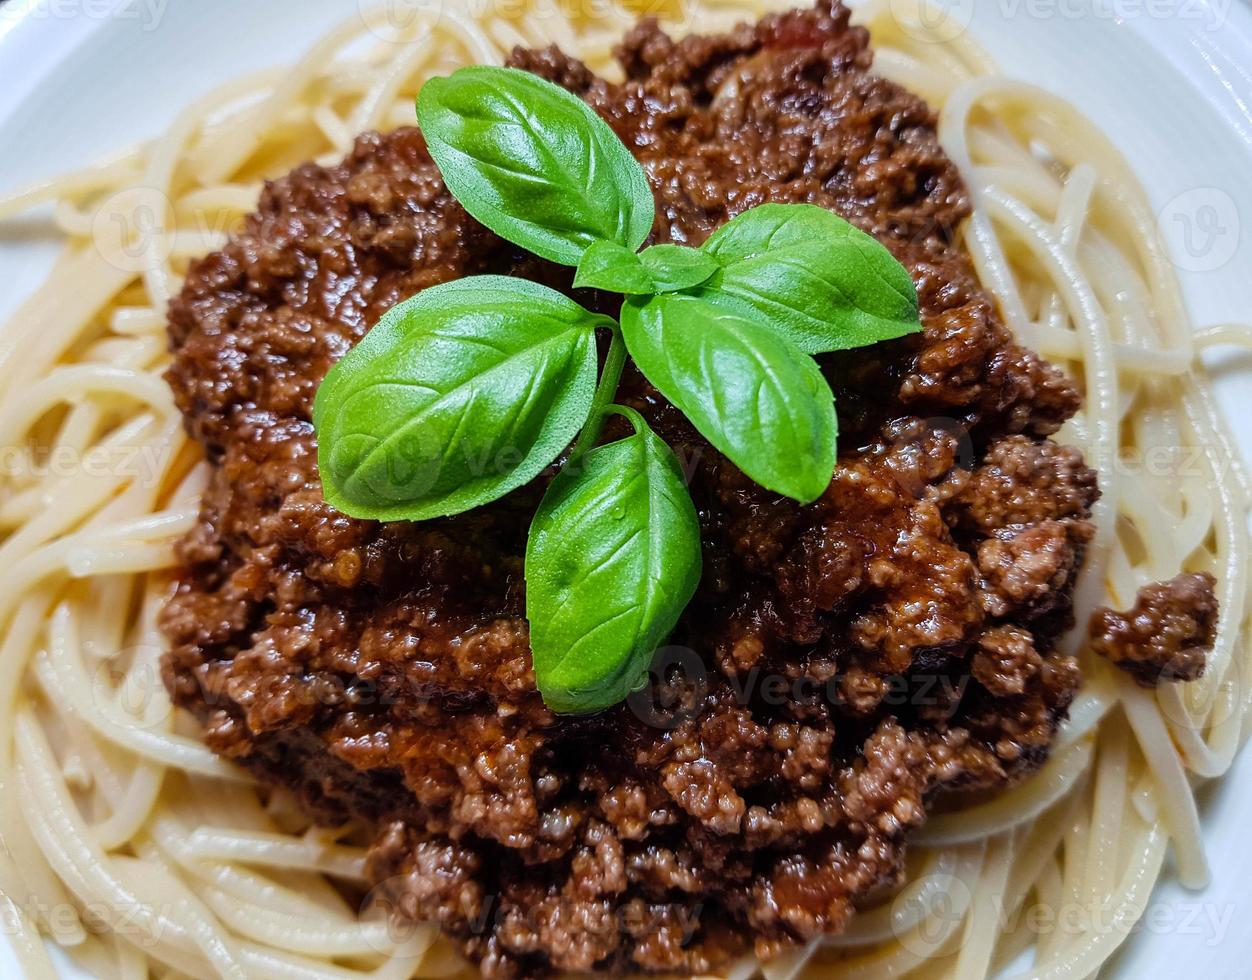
top-left (1090, 573), bottom-right (1218, 685)
top-left (160, 2), bottom-right (1112, 975)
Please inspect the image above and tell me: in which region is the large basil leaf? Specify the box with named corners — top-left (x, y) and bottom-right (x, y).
top-left (698, 203), bottom-right (921, 354)
top-left (417, 66), bottom-right (655, 266)
top-left (526, 409), bottom-right (701, 714)
top-left (621, 292), bottom-right (837, 504)
top-left (314, 276), bottom-right (609, 521)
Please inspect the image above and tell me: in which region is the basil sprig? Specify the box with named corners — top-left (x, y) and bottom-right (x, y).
top-left (315, 66), bottom-right (923, 714)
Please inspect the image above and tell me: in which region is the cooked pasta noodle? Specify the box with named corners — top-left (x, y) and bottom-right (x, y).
top-left (1, 1), bottom-right (1249, 978)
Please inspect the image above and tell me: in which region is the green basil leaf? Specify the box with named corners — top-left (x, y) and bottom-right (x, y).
top-left (526, 408), bottom-right (701, 714)
top-left (417, 66), bottom-right (655, 266)
top-left (698, 203), bottom-right (921, 354)
top-left (573, 243), bottom-right (721, 296)
top-left (621, 292), bottom-right (837, 504)
top-left (638, 244), bottom-right (719, 294)
top-left (573, 240), bottom-right (654, 294)
top-left (314, 276), bottom-right (610, 521)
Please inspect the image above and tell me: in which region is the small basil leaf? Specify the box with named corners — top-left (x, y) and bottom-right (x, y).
top-left (573, 240), bottom-right (655, 294)
top-left (526, 409), bottom-right (701, 714)
top-left (638, 244), bottom-right (719, 293)
top-left (417, 66), bottom-right (655, 266)
top-left (621, 292), bottom-right (837, 504)
top-left (314, 276), bottom-right (610, 521)
top-left (698, 203), bottom-right (920, 354)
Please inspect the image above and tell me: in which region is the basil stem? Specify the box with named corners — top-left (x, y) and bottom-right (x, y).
top-left (569, 326), bottom-right (628, 464)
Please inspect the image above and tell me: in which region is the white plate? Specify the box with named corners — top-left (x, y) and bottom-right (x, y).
top-left (1, 0), bottom-right (1250, 976)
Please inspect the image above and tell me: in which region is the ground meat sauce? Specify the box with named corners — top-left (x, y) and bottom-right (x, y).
top-left (1089, 573), bottom-right (1218, 685)
top-left (160, 3), bottom-right (1126, 974)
